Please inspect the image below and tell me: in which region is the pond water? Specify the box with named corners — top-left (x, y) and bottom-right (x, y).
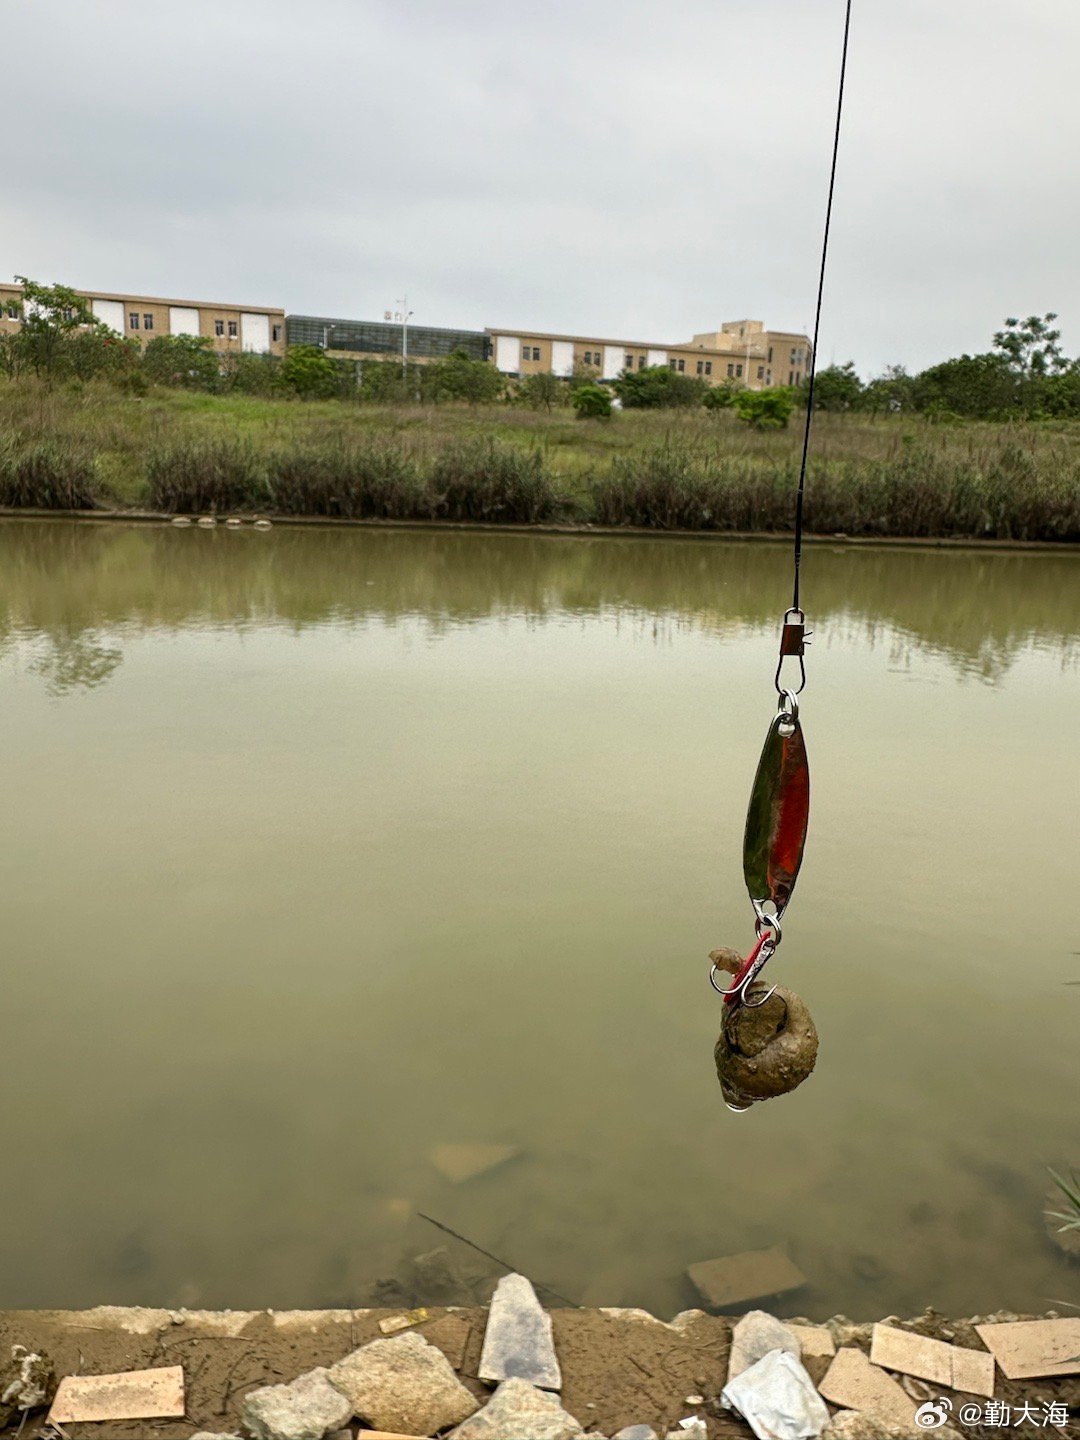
top-left (0, 519), bottom-right (1077, 1320)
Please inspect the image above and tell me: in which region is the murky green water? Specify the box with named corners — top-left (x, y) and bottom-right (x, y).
top-left (0, 519), bottom-right (1077, 1319)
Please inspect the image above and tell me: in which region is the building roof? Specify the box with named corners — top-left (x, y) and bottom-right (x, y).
top-left (0, 281), bottom-right (284, 315)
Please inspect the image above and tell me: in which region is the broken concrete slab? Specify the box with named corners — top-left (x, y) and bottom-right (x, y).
top-left (727, 1309), bottom-right (801, 1382)
top-left (686, 1247), bottom-right (807, 1310)
top-left (974, 1317), bottom-right (1080, 1379)
top-left (612, 1427), bottom-right (658, 1440)
top-left (479, 1272), bottom-right (562, 1391)
top-left (329, 1330), bottom-right (477, 1435)
top-left (47, 1364), bottom-right (186, 1425)
top-left (818, 1348), bottom-right (917, 1430)
top-left (870, 1323), bottom-right (994, 1398)
top-left (786, 1324), bottom-right (836, 1359)
top-left (431, 1143), bottom-right (519, 1183)
top-left (721, 1348), bottom-right (830, 1440)
top-left (241, 1368), bottom-right (353, 1440)
top-left (449, 1378), bottom-right (584, 1440)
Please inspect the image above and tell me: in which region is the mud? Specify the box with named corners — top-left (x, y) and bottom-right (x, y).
top-left (0, 1304), bottom-right (1075, 1440)
top-left (710, 949), bottom-right (819, 1107)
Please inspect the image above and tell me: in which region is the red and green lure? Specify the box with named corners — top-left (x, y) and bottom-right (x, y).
top-left (714, 610), bottom-right (810, 1010)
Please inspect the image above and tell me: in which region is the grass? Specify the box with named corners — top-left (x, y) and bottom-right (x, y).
top-left (1047, 1166), bottom-right (1080, 1235)
top-left (2, 378), bottom-right (1080, 539)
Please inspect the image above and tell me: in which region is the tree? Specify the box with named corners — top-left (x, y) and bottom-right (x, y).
top-left (11, 276), bottom-right (101, 377)
top-left (519, 371), bottom-right (566, 411)
top-left (860, 364), bottom-right (915, 414)
top-left (809, 361), bottom-right (863, 411)
top-left (280, 343), bottom-right (338, 399)
top-left (142, 333), bottom-right (221, 390)
top-left (993, 313), bottom-right (1066, 378)
top-left (701, 382), bottom-right (738, 411)
top-left (571, 383), bottom-right (612, 419)
top-left (430, 349), bottom-right (504, 404)
top-left (911, 352), bottom-right (1017, 419)
top-left (734, 387), bottom-right (794, 430)
top-left (614, 364), bottom-right (707, 409)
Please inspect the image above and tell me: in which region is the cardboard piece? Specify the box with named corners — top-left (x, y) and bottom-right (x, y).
top-left (431, 1143), bottom-right (519, 1184)
top-left (870, 1324), bottom-right (995, 1398)
top-left (975, 1319), bottom-right (1080, 1380)
top-left (818, 1347), bottom-right (917, 1428)
top-left (47, 1365), bottom-right (185, 1424)
top-left (787, 1323), bottom-right (836, 1359)
top-left (686, 1247), bottom-right (807, 1309)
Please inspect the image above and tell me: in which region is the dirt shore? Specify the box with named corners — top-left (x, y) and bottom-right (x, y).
top-left (0, 1303), bottom-right (1075, 1439)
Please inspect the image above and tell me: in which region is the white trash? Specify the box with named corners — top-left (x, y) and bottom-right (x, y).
top-left (720, 1348), bottom-right (830, 1440)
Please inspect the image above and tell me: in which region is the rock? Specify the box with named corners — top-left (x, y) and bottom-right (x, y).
top-left (170, 516), bottom-right (192, 526)
top-left (0, 1345), bottom-right (54, 1421)
top-left (721, 1349), bottom-right (829, 1440)
top-left (687, 1246), bottom-right (807, 1309)
top-left (449, 1379), bottom-right (584, 1440)
top-left (253, 518), bottom-right (273, 530)
top-left (241, 1368), bottom-right (352, 1440)
top-left (431, 1143), bottom-right (519, 1183)
top-left (479, 1273), bottom-right (561, 1391)
top-left (825, 1316), bottom-right (873, 1347)
top-left (197, 516), bottom-right (217, 528)
top-left (329, 1331), bottom-right (477, 1436)
top-left (821, 1413), bottom-right (963, 1440)
top-left (191, 1434), bottom-right (242, 1439)
top-left (664, 1422), bottom-right (706, 1440)
top-left (612, 1427), bottom-right (658, 1440)
top-left (727, 1309), bottom-right (801, 1382)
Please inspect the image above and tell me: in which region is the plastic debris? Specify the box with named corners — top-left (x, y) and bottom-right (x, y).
top-left (721, 1349), bottom-right (830, 1440)
top-left (379, 1307), bottom-right (430, 1335)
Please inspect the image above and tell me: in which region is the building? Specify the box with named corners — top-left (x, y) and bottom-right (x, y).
top-left (0, 281), bottom-right (286, 356)
top-left (487, 317), bottom-right (811, 389)
top-left (286, 313), bottom-right (488, 364)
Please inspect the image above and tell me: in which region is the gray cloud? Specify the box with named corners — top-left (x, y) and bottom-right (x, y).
top-left (5, 0), bottom-right (1080, 373)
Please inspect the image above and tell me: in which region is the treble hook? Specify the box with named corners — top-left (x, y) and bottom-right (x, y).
top-left (710, 916), bottom-right (781, 1011)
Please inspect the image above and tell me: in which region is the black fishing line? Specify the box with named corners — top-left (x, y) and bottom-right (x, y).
top-left (792, 0), bottom-right (853, 613)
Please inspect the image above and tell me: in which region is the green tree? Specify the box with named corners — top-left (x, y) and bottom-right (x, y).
top-left (430, 349), bottom-right (504, 404)
top-left (701, 382), bottom-right (738, 411)
top-left (993, 313), bottom-right (1066, 378)
top-left (860, 364), bottom-right (915, 414)
top-left (614, 364), bottom-right (707, 409)
top-left (571, 383), bottom-right (612, 419)
top-left (142, 333), bottom-right (221, 390)
top-left (519, 371), bottom-right (566, 411)
top-left (734, 387), bottom-right (795, 430)
top-left (222, 349), bottom-right (285, 397)
top-left (809, 361), bottom-right (863, 411)
top-left (912, 352), bottom-right (1017, 419)
top-left (280, 343), bottom-right (338, 399)
top-left (11, 276), bottom-right (101, 377)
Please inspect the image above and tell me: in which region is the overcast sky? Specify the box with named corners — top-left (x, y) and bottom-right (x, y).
top-left (6, 0), bottom-right (1079, 374)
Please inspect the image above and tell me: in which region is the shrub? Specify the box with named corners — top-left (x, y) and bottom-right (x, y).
top-left (734, 388), bottom-right (795, 430)
top-left (429, 440), bottom-right (561, 522)
top-left (147, 440), bottom-right (268, 513)
top-left (571, 383), bottom-right (612, 419)
top-left (266, 443), bottom-right (429, 519)
top-left (702, 384), bottom-right (737, 410)
top-left (280, 344), bottom-right (339, 400)
top-left (518, 371), bottom-right (567, 411)
top-left (0, 441), bottom-right (99, 508)
top-left (143, 334), bottom-right (220, 391)
top-left (430, 350), bottom-right (505, 404)
top-left (614, 365), bottom-right (708, 409)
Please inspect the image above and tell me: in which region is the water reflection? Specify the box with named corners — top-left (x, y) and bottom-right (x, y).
top-left (0, 520), bottom-right (1076, 693)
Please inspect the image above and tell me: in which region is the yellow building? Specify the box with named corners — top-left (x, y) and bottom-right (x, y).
top-left (487, 318), bottom-right (811, 389)
top-left (0, 282), bottom-right (285, 356)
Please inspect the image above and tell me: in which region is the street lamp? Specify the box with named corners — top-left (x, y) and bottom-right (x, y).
top-left (387, 296), bottom-right (413, 378)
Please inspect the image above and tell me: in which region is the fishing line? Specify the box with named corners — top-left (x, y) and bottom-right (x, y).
top-left (792, 0), bottom-right (853, 613)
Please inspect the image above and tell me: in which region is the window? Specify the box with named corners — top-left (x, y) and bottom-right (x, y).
top-left (767, 346), bottom-right (773, 363)
top-left (214, 319), bottom-right (225, 337)
top-left (531, 346), bottom-right (541, 361)
top-left (676, 358), bottom-right (685, 372)
top-left (625, 353), bottom-right (633, 369)
top-left (727, 363), bottom-right (734, 377)
top-left (272, 324), bottom-right (282, 342)
top-left (736, 364), bottom-right (743, 378)
top-left (789, 370), bottom-right (795, 385)
top-left (228, 320), bottom-right (238, 338)
top-left (5, 303), bottom-right (17, 318)
top-left (757, 365), bottom-right (765, 380)
top-left (129, 312), bottom-right (140, 330)
top-left (637, 355), bottom-right (645, 368)
top-left (790, 349), bottom-right (797, 363)
top-left (669, 359), bottom-right (678, 371)
top-left (766, 371), bottom-right (772, 385)
top-left (696, 360), bottom-right (703, 375)
top-left (143, 313), bottom-right (154, 330)
top-left (705, 361), bottom-right (712, 376)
